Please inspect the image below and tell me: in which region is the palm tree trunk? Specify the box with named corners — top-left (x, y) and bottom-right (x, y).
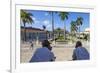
top-left (58, 32), bottom-right (60, 37)
top-left (64, 21), bottom-right (66, 40)
top-left (78, 25), bottom-right (80, 40)
top-left (51, 12), bottom-right (54, 40)
top-left (23, 22), bottom-right (26, 42)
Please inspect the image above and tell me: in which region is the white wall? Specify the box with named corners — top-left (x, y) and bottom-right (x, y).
top-left (0, 0), bottom-right (100, 73)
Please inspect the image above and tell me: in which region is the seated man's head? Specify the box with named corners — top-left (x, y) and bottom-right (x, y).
top-left (42, 40), bottom-right (52, 51)
top-left (75, 41), bottom-right (82, 48)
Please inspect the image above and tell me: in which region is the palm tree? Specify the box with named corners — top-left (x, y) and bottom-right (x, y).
top-left (58, 12), bottom-right (69, 40)
top-left (70, 21), bottom-right (78, 36)
top-left (54, 28), bottom-right (62, 38)
top-left (21, 10), bottom-right (34, 41)
top-left (42, 25), bottom-right (46, 30)
top-left (76, 17), bottom-right (83, 39)
top-left (70, 21), bottom-right (78, 42)
top-left (48, 11), bottom-right (55, 40)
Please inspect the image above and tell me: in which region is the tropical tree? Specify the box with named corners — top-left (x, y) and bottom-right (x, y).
top-left (70, 21), bottom-right (77, 34)
top-left (83, 33), bottom-right (90, 41)
top-left (58, 12), bottom-right (69, 40)
top-left (55, 28), bottom-right (62, 37)
top-left (21, 10), bottom-right (34, 42)
top-left (76, 17), bottom-right (83, 39)
top-left (56, 28), bottom-right (62, 37)
top-left (70, 21), bottom-right (78, 38)
top-left (42, 25), bottom-right (46, 30)
top-left (48, 11), bottom-right (55, 40)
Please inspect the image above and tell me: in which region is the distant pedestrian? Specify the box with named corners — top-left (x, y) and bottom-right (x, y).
top-left (30, 40), bottom-right (34, 50)
top-left (72, 41), bottom-right (90, 60)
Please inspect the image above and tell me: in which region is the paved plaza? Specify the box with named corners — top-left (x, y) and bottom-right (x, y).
top-left (20, 41), bottom-right (90, 63)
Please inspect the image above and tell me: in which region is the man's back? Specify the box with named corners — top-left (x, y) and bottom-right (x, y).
top-left (30, 47), bottom-right (55, 62)
top-left (73, 47), bottom-right (90, 60)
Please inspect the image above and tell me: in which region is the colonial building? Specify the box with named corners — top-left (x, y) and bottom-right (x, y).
top-left (21, 27), bottom-right (52, 43)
